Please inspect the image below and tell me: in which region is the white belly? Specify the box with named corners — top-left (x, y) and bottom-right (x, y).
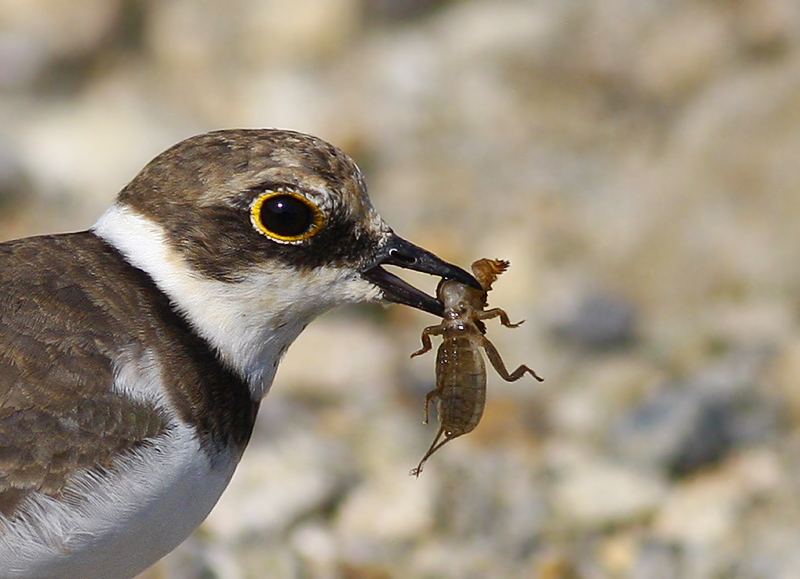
top-left (0, 425), bottom-right (238, 579)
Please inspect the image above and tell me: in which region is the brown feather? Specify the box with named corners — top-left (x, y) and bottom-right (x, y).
top-left (0, 233), bottom-right (257, 518)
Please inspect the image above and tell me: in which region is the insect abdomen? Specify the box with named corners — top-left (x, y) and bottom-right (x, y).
top-left (435, 335), bottom-right (486, 436)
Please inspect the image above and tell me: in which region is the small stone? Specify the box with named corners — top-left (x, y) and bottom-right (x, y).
top-left (411, 537), bottom-right (510, 579)
top-left (628, 540), bottom-right (681, 579)
top-left (202, 432), bottom-right (346, 541)
top-left (0, 139), bottom-right (29, 217)
top-left (610, 351), bottom-right (777, 477)
top-left (238, 0), bottom-right (361, 64)
top-left (768, 334), bottom-right (800, 426)
top-left (653, 470), bottom-right (743, 547)
top-left (552, 293), bottom-right (638, 350)
top-left (289, 522), bottom-right (338, 577)
top-left (0, 0), bottom-right (123, 87)
top-left (276, 315), bottom-right (395, 401)
top-left (633, 4), bottom-right (734, 98)
top-left (652, 450), bottom-right (782, 551)
top-left (734, 0), bottom-right (799, 56)
top-left (363, 0), bottom-right (451, 23)
top-left (335, 473), bottom-right (435, 546)
top-left (553, 460), bottom-right (667, 528)
top-left (549, 357), bottom-right (663, 440)
top-left (612, 385), bottom-right (730, 476)
top-left (597, 532), bottom-right (639, 575)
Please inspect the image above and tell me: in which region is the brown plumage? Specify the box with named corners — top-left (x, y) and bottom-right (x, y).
top-left (0, 234), bottom-right (257, 518)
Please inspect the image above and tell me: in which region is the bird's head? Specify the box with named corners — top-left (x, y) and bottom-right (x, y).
top-left (93, 129), bottom-right (479, 396)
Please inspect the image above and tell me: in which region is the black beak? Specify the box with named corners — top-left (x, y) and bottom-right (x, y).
top-left (362, 234), bottom-right (481, 317)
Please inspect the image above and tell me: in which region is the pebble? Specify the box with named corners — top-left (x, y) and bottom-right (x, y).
top-left (275, 315), bottom-right (396, 402)
top-left (552, 459), bottom-right (667, 528)
top-left (431, 449), bottom-right (548, 555)
top-left (733, 0), bottom-right (800, 55)
top-left (335, 473), bottom-right (435, 551)
top-left (363, 0), bottom-right (450, 23)
top-left (551, 292), bottom-right (638, 350)
top-left (654, 472), bottom-right (742, 547)
top-left (767, 334), bottom-right (800, 426)
top-left (202, 432), bottom-right (347, 541)
top-left (654, 448), bottom-right (783, 548)
top-left (0, 0), bottom-right (122, 88)
top-left (610, 352), bottom-right (777, 476)
top-left (0, 139), bottom-right (28, 217)
top-left (289, 522), bottom-right (339, 578)
top-left (627, 540), bottom-right (681, 579)
top-left (549, 357), bottom-right (663, 439)
top-left (633, 4), bottom-right (735, 99)
top-left (612, 384), bottom-right (732, 476)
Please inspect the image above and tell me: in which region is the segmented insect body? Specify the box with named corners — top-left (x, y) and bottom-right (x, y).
top-left (410, 258), bottom-right (543, 476)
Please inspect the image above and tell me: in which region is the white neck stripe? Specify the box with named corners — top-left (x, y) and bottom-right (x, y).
top-left (92, 204), bottom-right (382, 399)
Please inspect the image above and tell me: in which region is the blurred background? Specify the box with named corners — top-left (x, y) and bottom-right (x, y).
top-left (3, 0), bottom-right (800, 577)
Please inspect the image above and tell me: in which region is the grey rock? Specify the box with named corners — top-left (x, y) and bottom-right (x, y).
top-left (611, 352), bottom-right (779, 477)
top-left (629, 540), bottom-right (681, 579)
top-left (553, 293), bottom-right (638, 350)
top-left (0, 140), bottom-right (29, 215)
top-left (363, 0), bottom-right (451, 23)
top-left (552, 459), bottom-right (667, 528)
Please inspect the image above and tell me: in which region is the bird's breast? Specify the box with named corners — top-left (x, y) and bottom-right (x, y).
top-left (0, 422), bottom-right (238, 579)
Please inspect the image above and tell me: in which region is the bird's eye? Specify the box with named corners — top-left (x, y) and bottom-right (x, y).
top-left (251, 192), bottom-right (324, 243)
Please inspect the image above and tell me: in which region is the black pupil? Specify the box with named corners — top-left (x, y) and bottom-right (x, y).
top-left (260, 195), bottom-right (314, 238)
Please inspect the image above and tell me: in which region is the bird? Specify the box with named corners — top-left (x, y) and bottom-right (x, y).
top-left (0, 128), bottom-right (479, 579)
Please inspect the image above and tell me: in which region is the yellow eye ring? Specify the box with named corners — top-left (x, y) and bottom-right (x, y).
top-left (250, 191), bottom-right (325, 243)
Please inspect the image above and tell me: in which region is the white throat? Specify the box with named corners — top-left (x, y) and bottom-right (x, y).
top-left (93, 204), bottom-right (381, 399)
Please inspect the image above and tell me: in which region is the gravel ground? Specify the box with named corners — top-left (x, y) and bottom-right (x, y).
top-left (3, 1), bottom-right (800, 577)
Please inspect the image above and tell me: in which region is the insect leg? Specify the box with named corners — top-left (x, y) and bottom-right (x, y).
top-left (481, 336), bottom-right (544, 382)
top-left (411, 324), bottom-right (445, 358)
top-left (477, 307), bottom-right (525, 328)
top-left (410, 427), bottom-right (454, 477)
top-left (422, 388), bottom-right (440, 425)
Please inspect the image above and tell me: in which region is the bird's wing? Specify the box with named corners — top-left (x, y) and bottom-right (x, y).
top-left (0, 234), bottom-right (167, 519)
